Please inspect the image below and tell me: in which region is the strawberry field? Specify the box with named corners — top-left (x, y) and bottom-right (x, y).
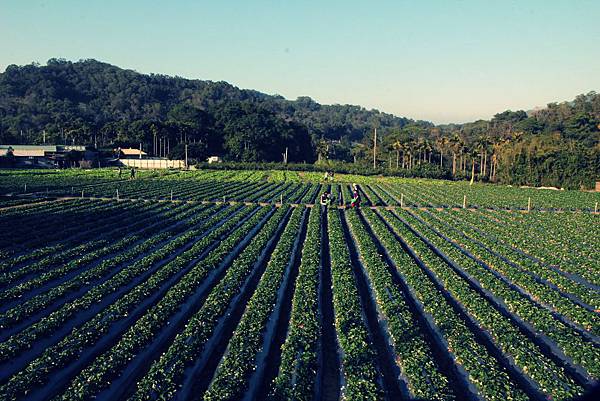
top-left (0, 169), bottom-right (598, 401)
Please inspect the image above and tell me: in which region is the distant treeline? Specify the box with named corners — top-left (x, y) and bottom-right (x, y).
top-left (0, 59), bottom-right (598, 188)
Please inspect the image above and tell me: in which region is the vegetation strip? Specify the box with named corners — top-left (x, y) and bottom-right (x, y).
top-left (129, 206), bottom-right (290, 400)
top-left (326, 208), bottom-right (383, 400)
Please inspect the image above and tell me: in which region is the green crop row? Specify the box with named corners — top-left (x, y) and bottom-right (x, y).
top-left (270, 206), bottom-right (321, 401)
top-left (129, 206), bottom-right (289, 400)
top-left (413, 209), bottom-right (600, 378)
top-left (0, 203), bottom-right (229, 364)
top-left (0, 200), bottom-right (173, 294)
top-left (204, 207), bottom-right (304, 400)
top-left (0, 202), bottom-right (201, 328)
top-left (327, 209), bottom-right (383, 401)
top-left (388, 209), bottom-right (583, 400)
top-left (442, 209), bottom-right (600, 317)
top-left (362, 209), bottom-right (528, 401)
top-left (0, 204), bottom-right (258, 400)
top-left (346, 209), bottom-right (455, 400)
top-left (56, 205), bottom-right (274, 400)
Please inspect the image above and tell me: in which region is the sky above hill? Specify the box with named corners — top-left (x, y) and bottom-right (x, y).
top-left (1, 0), bottom-right (599, 124)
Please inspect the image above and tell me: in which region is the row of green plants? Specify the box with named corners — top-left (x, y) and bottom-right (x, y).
top-left (361, 209), bottom-right (529, 401)
top-left (474, 209), bottom-right (598, 287)
top-left (297, 183), bottom-right (321, 204)
top-left (483, 209), bottom-right (599, 268)
top-left (0, 169), bottom-right (119, 193)
top-left (326, 209), bottom-right (383, 401)
top-left (0, 199), bottom-right (122, 251)
top-left (345, 209), bottom-right (456, 400)
top-left (388, 209), bottom-right (583, 400)
top-left (270, 206), bottom-right (321, 400)
top-left (203, 207), bottom-right (304, 400)
top-left (0, 204), bottom-right (261, 400)
top-left (449, 210), bottom-right (600, 312)
top-left (430, 209), bottom-right (599, 329)
top-left (0, 199), bottom-right (159, 255)
top-left (3, 166), bottom-right (598, 208)
top-left (411, 209), bottom-right (600, 379)
top-left (390, 177), bottom-right (600, 210)
top-left (0, 200), bottom-right (173, 291)
top-left (0, 203), bottom-right (230, 364)
top-left (0, 202), bottom-right (204, 329)
top-left (369, 184), bottom-right (398, 205)
top-left (70, 179), bottom-right (313, 204)
top-left (129, 206), bottom-right (289, 400)
top-left (0, 199), bottom-right (115, 261)
top-left (244, 182), bottom-right (287, 203)
top-left (71, 179), bottom-right (224, 200)
top-left (56, 205), bottom-right (278, 400)
top-left (0, 200), bottom-right (170, 272)
top-left (0, 196), bottom-right (41, 208)
top-left (192, 161), bottom-right (450, 180)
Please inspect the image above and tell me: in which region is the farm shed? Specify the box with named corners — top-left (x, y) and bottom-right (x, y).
top-left (118, 148), bottom-right (148, 159)
top-left (0, 144), bottom-right (89, 167)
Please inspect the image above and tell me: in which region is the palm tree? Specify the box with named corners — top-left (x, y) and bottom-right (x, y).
top-left (392, 140), bottom-right (402, 169)
top-left (460, 142), bottom-right (469, 173)
top-left (424, 139), bottom-right (433, 164)
top-left (449, 133), bottom-right (462, 176)
top-left (435, 137), bottom-right (449, 168)
top-left (406, 140), bottom-right (415, 169)
top-left (469, 148), bottom-right (479, 184)
top-left (475, 136), bottom-right (490, 177)
top-left (490, 138), bottom-right (506, 182)
top-left (414, 138), bottom-right (423, 165)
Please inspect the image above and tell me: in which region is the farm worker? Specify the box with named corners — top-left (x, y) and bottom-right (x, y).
top-left (328, 171), bottom-right (334, 181)
top-left (130, 168), bottom-right (136, 180)
top-left (350, 190), bottom-right (361, 208)
top-left (320, 191), bottom-right (332, 206)
top-left (324, 171), bottom-right (329, 180)
top-left (118, 167), bottom-right (122, 178)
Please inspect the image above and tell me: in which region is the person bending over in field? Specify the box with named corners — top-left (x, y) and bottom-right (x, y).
top-left (350, 190), bottom-right (361, 208)
top-left (320, 191), bottom-right (332, 206)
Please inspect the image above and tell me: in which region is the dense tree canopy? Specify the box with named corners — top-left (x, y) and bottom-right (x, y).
top-left (0, 59), bottom-right (598, 188)
top-left (0, 58), bottom-right (415, 163)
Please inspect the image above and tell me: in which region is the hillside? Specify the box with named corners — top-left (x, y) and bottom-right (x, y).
top-left (0, 58), bottom-right (418, 162)
top-left (0, 59), bottom-right (598, 188)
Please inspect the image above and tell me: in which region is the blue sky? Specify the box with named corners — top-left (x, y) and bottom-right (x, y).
top-left (1, 0), bottom-right (599, 123)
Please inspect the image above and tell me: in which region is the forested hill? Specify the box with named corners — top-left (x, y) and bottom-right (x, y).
top-left (0, 59), bottom-right (598, 189)
top-left (0, 58), bottom-right (418, 162)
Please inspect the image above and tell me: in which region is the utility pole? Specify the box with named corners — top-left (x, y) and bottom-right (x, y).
top-left (185, 143), bottom-right (188, 170)
top-left (43, 130), bottom-right (46, 144)
top-left (373, 127), bottom-right (377, 169)
top-left (139, 142), bottom-right (142, 159)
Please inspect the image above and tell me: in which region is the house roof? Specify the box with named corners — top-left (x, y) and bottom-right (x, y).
top-left (120, 148), bottom-right (147, 156)
top-left (1, 145), bottom-right (57, 151)
top-left (13, 149), bottom-right (48, 157)
top-left (1, 145), bottom-right (57, 157)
